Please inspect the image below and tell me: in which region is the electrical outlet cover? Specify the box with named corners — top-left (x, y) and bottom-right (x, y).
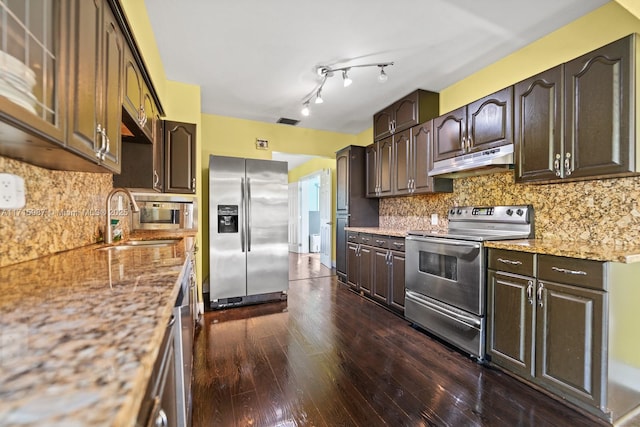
top-left (0, 173), bottom-right (26, 209)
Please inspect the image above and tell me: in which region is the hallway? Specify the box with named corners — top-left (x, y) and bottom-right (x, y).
top-left (192, 253), bottom-right (604, 426)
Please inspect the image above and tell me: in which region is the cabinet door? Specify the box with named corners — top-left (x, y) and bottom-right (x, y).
top-left (365, 143), bottom-right (378, 198)
top-left (336, 148), bottom-right (349, 211)
top-left (514, 66), bottom-right (562, 183)
top-left (389, 250), bottom-right (405, 312)
top-left (359, 245), bottom-right (372, 295)
top-left (393, 94), bottom-right (419, 132)
top-left (346, 243), bottom-right (360, 289)
top-left (372, 248), bottom-right (390, 304)
top-left (373, 108), bottom-right (393, 140)
top-left (99, 5), bottom-right (123, 173)
top-left (392, 130), bottom-right (412, 195)
top-left (153, 117), bottom-right (164, 192)
top-left (565, 35), bottom-right (634, 179)
top-left (433, 106), bottom-right (466, 161)
top-left (378, 137), bottom-right (393, 197)
top-left (411, 122), bottom-right (433, 194)
top-left (535, 280), bottom-right (606, 410)
top-left (0, 1), bottom-right (65, 145)
top-left (486, 271), bottom-right (534, 380)
top-left (164, 121), bottom-right (196, 193)
top-left (67, 0), bottom-right (102, 160)
top-left (142, 87), bottom-right (155, 140)
top-left (335, 217), bottom-right (349, 280)
top-left (123, 49), bottom-right (142, 124)
top-left (467, 87), bottom-right (513, 153)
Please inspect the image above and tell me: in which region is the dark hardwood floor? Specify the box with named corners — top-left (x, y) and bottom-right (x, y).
top-left (193, 253), bottom-right (606, 427)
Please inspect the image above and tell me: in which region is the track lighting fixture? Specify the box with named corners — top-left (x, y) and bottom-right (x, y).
top-left (300, 61), bottom-right (393, 117)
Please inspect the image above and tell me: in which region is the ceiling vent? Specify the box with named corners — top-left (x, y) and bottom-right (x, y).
top-left (277, 117), bottom-right (300, 126)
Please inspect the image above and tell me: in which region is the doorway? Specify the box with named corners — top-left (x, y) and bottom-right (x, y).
top-left (288, 169), bottom-right (332, 269)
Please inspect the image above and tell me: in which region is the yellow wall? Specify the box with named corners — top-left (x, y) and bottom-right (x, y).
top-left (439, 2), bottom-right (640, 113)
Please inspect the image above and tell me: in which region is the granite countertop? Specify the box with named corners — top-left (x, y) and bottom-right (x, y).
top-left (344, 227), bottom-right (411, 238)
top-left (0, 236), bottom-right (194, 426)
top-left (344, 227), bottom-right (640, 263)
top-left (484, 239), bottom-right (640, 263)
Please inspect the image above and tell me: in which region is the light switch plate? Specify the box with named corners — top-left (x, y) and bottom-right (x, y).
top-left (0, 173), bottom-right (26, 209)
top-left (431, 213), bottom-right (439, 226)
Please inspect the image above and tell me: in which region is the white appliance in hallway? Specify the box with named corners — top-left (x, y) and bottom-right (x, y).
top-left (209, 155), bottom-right (289, 308)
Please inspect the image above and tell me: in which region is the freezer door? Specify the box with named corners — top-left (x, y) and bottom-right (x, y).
top-left (209, 155), bottom-right (247, 299)
top-left (246, 159), bottom-right (289, 295)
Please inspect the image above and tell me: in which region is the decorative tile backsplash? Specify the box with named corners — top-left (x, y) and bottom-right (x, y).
top-left (0, 156), bottom-right (115, 267)
top-left (380, 171), bottom-right (640, 247)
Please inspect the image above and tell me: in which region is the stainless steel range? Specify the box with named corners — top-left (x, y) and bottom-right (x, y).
top-left (405, 205), bottom-right (534, 359)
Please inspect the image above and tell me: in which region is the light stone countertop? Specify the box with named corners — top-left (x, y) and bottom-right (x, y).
top-left (0, 236), bottom-right (195, 426)
top-left (345, 227), bottom-right (640, 263)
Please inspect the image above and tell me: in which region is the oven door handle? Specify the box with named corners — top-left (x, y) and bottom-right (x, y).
top-left (407, 236), bottom-right (481, 250)
top-left (405, 290), bottom-right (481, 328)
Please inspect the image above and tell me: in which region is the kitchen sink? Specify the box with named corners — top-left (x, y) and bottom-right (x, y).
top-left (98, 239), bottom-right (180, 251)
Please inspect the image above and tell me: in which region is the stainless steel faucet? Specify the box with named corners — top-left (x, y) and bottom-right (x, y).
top-left (105, 188), bottom-right (140, 244)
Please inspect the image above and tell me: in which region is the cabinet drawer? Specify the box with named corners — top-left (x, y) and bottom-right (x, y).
top-left (388, 237), bottom-right (405, 252)
top-left (359, 234), bottom-right (374, 245)
top-left (347, 232), bottom-right (359, 242)
top-left (371, 235), bottom-right (389, 248)
top-left (488, 249), bottom-right (535, 276)
top-left (537, 255), bottom-right (605, 290)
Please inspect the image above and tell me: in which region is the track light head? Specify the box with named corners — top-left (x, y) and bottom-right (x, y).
top-left (342, 69), bottom-right (352, 87)
top-left (378, 66), bottom-right (388, 83)
top-left (315, 88), bottom-right (323, 104)
top-left (301, 102), bottom-right (310, 116)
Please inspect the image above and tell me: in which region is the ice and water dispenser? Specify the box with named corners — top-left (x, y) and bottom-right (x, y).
top-left (217, 205), bottom-right (238, 233)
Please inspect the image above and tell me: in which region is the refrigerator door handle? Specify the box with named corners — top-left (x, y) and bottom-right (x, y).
top-left (240, 177), bottom-right (246, 252)
top-left (247, 177), bottom-right (252, 252)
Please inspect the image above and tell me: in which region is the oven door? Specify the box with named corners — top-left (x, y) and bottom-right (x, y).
top-left (405, 236), bottom-right (484, 315)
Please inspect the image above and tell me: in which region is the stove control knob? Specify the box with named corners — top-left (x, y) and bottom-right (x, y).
top-left (456, 209), bottom-right (462, 215)
top-left (450, 209), bottom-right (456, 215)
top-left (506, 209), bottom-right (513, 216)
top-left (516, 209), bottom-right (524, 216)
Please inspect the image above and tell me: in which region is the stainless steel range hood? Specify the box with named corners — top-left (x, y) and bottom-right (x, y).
top-left (428, 144), bottom-right (514, 178)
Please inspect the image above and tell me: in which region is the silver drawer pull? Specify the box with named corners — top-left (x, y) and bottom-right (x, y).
top-left (392, 242), bottom-right (404, 247)
top-left (375, 239), bottom-right (385, 245)
top-left (551, 266), bottom-right (587, 276)
top-left (497, 258), bottom-right (522, 266)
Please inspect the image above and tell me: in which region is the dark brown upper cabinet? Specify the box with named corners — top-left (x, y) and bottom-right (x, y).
top-left (123, 47), bottom-right (156, 144)
top-left (67, 0), bottom-right (124, 174)
top-left (434, 87), bottom-right (513, 162)
top-left (373, 90), bottom-right (439, 141)
top-left (394, 121), bottom-right (452, 196)
top-left (164, 120), bottom-right (196, 194)
top-left (515, 35), bottom-right (636, 183)
top-left (0, 1), bottom-right (67, 163)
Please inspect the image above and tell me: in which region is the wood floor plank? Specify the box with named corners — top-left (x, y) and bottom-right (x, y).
top-left (193, 253), bottom-right (607, 427)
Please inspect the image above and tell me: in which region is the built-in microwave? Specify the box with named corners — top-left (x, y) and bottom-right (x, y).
top-left (131, 192), bottom-right (197, 230)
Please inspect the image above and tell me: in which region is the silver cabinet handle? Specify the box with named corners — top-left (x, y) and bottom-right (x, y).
top-left (104, 133), bottom-right (110, 160)
top-left (95, 124), bottom-right (103, 158)
top-left (551, 266), bottom-right (587, 276)
top-left (247, 177), bottom-right (252, 252)
top-left (100, 128), bottom-right (108, 160)
top-left (392, 242), bottom-right (404, 248)
top-left (497, 258), bottom-right (522, 266)
top-left (153, 170), bottom-right (160, 187)
top-left (468, 135), bottom-right (473, 151)
top-left (375, 239), bottom-right (385, 245)
top-left (564, 152), bottom-right (572, 176)
top-left (537, 282), bottom-right (544, 308)
top-left (155, 408), bottom-right (168, 427)
top-left (554, 154), bottom-right (561, 177)
top-left (461, 136), bottom-right (467, 153)
top-left (192, 177), bottom-right (196, 193)
top-left (526, 280), bottom-right (534, 305)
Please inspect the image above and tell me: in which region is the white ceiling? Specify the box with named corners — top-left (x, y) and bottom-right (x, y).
top-left (143, 0), bottom-right (610, 135)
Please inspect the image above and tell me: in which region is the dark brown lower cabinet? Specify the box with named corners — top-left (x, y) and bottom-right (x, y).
top-left (346, 240), bottom-right (372, 296)
top-left (487, 249), bottom-right (610, 422)
top-left (347, 232), bottom-right (405, 313)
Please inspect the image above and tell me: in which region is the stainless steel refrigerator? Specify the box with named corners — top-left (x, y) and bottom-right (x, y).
top-left (208, 155), bottom-right (289, 308)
